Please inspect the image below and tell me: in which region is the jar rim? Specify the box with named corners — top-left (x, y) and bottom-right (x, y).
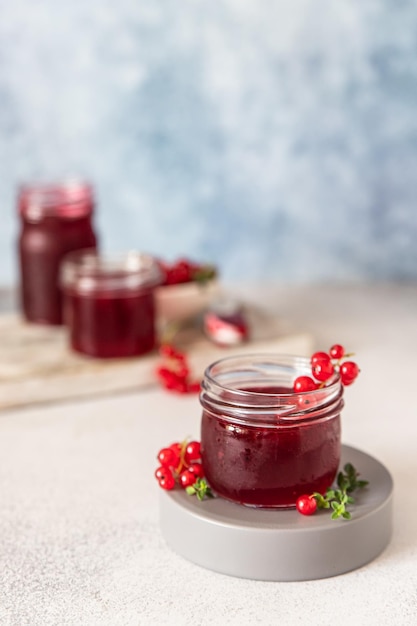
top-left (18, 180), bottom-right (94, 220)
top-left (60, 249), bottom-right (163, 293)
top-left (200, 353), bottom-right (343, 425)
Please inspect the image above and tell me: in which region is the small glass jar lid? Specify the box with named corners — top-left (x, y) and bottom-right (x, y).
top-left (61, 250), bottom-right (163, 294)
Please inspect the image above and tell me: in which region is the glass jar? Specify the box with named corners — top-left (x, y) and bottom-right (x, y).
top-left (61, 250), bottom-right (163, 358)
top-left (18, 181), bottom-right (97, 325)
top-left (200, 354), bottom-right (343, 508)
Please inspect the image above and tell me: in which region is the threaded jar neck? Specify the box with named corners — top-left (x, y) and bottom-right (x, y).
top-left (200, 354), bottom-right (344, 427)
top-left (18, 181), bottom-right (94, 221)
top-left (61, 250), bottom-right (163, 294)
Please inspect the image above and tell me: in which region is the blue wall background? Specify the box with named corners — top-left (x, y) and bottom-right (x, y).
top-left (1, 0), bottom-right (417, 285)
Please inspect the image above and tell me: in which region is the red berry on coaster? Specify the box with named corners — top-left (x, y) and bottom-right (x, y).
top-left (296, 494), bottom-right (318, 516)
top-left (184, 441), bottom-right (201, 463)
top-left (157, 467), bottom-right (176, 490)
top-left (169, 442), bottom-right (182, 455)
top-left (154, 466), bottom-right (166, 480)
top-left (179, 469), bottom-right (197, 489)
top-left (188, 463), bottom-right (205, 479)
top-left (155, 437), bottom-right (213, 499)
top-left (157, 447), bottom-right (178, 468)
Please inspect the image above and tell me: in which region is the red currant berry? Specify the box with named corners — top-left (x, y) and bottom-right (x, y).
top-left (340, 361), bottom-right (360, 386)
top-left (329, 344), bottom-right (345, 360)
top-left (175, 363), bottom-right (190, 379)
top-left (168, 259), bottom-right (193, 284)
top-left (311, 351), bottom-right (331, 366)
top-left (173, 351), bottom-right (186, 363)
top-left (159, 371), bottom-right (186, 392)
top-left (173, 378), bottom-right (189, 393)
top-left (159, 343), bottom-right (179, 359)
top-left (187, 381), bottom-right (201, 394)
top-left (167, 443), bottom-right (181, 467)
top-left (157, 467), bottom-right (176, 490)
top-left (154, 466), bottom-right (166, 480)
top-left (157, 447), bottom-right (178, 468)
top-left (312, 360), bottom-right (335, 382)
top-left (156, 366), bottom-right (177, 386)
top-left (296, 494), bottom-right (318, 516)
top-left (170, 442), bottom-right (186, 472)
top-left (188, 463), bottom-right (205, 479)
top-left (179, 469), bottom-right (197, 489)
top-left (169, 442), bottom-right (182, 455)
top-left (184, 441), bottom-right (201, 463)
top-left (293, 375), bottom-right (317, 393)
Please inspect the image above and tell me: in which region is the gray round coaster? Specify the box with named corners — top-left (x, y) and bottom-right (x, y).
top-left (160, 445), bottom-right (393, 581)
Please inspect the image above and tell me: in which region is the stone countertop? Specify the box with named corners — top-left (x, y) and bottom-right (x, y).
top-left (0, 283), bottom-right (417, 626)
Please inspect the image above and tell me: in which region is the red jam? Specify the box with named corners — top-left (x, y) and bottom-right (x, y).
top-left (200, 356), bottom-right (343, 508)
top-left (61, 251), bottom-right (163, 358)
top-left (18, 182), bottom-right (97, 325)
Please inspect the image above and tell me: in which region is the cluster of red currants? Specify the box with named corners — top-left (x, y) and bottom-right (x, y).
top-left (155, 440), bottom-right (204, 491)
top-left (155, 344), bottom-right (201, 394)
top-left (158, 257), bottom-right (217, 286)
top-left (293, 343), bottom-right (360, 393)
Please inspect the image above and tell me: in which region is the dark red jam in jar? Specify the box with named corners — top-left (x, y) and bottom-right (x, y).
top-left (200, 355), bottom-right (343, 508)
top-left (18, 181), bottom-right (97, 325)
top-left (61, 251), bottom-right (163, 358)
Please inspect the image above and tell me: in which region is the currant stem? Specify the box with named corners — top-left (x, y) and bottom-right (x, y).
top-left (175, 438), bottom-right (190, 474)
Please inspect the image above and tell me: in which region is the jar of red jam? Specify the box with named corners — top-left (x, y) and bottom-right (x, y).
top-left (18, 181), bottom-right (97, 325)
top-left (200, 354), bottom-right (343, 508)
top-left (61, 250), bottom-right (163, 358)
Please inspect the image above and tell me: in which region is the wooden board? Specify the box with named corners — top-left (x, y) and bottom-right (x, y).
top-left (0, 308), bottom-right (313, 410)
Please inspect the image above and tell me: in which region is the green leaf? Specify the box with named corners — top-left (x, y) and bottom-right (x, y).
top-left (337, 472), bottom-right (349, 491)
top-left (192, 265), bottom-right (217, 285)
top-left (186, 477), bottom-right (214, 501)
top-left (313, 493), bottom-right (329, 508)
top-left (308, 462), bottom-right (369, 522)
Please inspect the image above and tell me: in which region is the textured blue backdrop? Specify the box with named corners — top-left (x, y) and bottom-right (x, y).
top-left (1, 0), bottom-right (417, 285)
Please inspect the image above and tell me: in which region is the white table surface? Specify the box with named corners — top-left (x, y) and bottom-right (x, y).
top-left (1, 283), bottom-right (416, 626)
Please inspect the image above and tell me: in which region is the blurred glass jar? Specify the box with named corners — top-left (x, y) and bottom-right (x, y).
top-left (17, 181), bottom-right (97, 325)
top-left (61, 250), bottom-right (163, 358)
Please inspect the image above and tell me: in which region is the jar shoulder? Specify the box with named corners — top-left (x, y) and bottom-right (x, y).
top-left (19, 217), bottom-right (97, 254)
